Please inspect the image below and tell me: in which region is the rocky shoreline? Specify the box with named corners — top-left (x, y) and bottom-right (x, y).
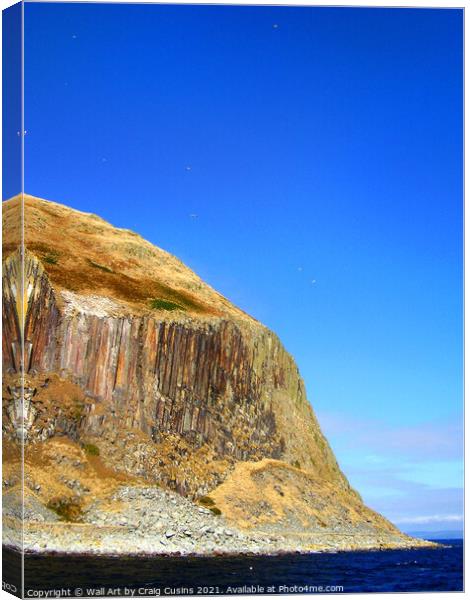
top-left (3, 484), bottom-right (439, 558)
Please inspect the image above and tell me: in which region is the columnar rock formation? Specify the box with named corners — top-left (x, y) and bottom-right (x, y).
top-left (3, 247), bottom-right (348, 496)
top-left (2, 195), bottom-right (425, 552)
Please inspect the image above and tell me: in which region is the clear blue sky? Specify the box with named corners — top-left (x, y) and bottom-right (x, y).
top-left (8, 2), bottom-right (465, 533)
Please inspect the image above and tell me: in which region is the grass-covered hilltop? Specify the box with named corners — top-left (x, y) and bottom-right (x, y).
top-left (2, 195), bottom-right (436, 555)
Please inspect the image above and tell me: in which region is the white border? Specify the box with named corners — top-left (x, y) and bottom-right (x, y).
top-left (0, 2), bottom-right (466, 600)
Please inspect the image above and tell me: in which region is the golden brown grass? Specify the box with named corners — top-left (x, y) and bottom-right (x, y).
top-left (3, 436), bottom-right (144, 522)
top-left (3, 194), bottom-right (255, 321)
top-left (207, 458), bottom-right (399, 534)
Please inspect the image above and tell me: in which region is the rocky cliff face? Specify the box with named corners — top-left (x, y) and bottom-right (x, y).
top-left (3, 247), bottom-right (347, 498)
top-left (3, 195), bottom-right (425, 553)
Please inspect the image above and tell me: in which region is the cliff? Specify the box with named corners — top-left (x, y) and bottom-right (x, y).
top-left (2, 195), bottom-right (433, 554)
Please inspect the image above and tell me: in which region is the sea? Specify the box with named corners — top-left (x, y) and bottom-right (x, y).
top-left (2, 540), bottom-right (463, 597)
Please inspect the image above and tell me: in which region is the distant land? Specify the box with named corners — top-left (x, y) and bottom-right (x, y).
top-left (406, 530), bottom-right (463, 540)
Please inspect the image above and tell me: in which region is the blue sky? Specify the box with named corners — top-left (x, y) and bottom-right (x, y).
top-left (7, 3), bottom-right (464, 533)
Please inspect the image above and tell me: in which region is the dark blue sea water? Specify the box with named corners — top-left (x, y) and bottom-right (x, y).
top-left (2, 540), bottom-right (463, 596)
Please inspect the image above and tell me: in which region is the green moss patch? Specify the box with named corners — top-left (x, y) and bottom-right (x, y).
top-left (87, 259), bottom-right (113, 273)
top-left (198, 495), bottom-right (222, 515)
top-left (198, 495), bottom-right (215, 507)
top-left (47, 498), bottom-right (82, 522)
top-left (150, 298), bottom-right (185, 312)
top-left (83, 443), bottom-right (100, 456)
top-left (39, 249), bottom-right (60, 265)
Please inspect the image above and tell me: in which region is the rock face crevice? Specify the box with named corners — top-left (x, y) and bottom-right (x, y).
top-left (2, 249), bottom-right (23, 374)
top-left (24, 250), bottom-right (61, 374)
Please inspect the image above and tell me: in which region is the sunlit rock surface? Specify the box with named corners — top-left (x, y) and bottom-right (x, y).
top-left (2, 195), bottom-right (435, 554)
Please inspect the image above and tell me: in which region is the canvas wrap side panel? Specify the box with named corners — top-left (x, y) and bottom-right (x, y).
top-left (3, 2), bottom-right (24, 598)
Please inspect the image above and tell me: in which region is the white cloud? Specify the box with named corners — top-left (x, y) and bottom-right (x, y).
top-left (314, 411), bottom-right (463, 528)
top-left (317, 411), bottom-right (463, 461)
top-left (394, 514), bottom-right (463, 525)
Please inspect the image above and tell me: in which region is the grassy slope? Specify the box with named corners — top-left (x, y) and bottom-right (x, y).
top-left (205, 458), bottom-right (401, 537)
top-left (3, 195), bottom-right (254, 321)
